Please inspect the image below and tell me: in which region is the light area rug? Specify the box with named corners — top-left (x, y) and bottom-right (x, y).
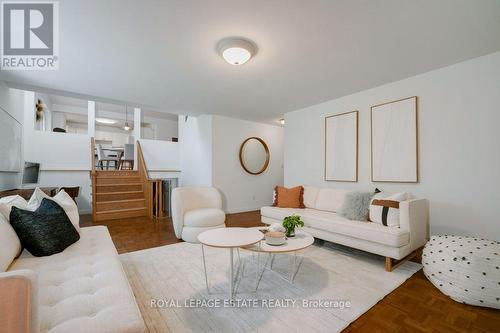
top-left (120, 240), bottom-right (421, 333)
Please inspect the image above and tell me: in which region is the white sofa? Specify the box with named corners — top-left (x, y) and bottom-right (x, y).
top-left (172, 187), bottom-right (226, 243)
top-left (1, 226), bottom-right (145, 333)
top-left (261, 187), bottom-right (429, 271)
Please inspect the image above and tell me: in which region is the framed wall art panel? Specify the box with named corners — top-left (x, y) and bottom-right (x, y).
top-left (371, 96), bottom-right (418, 182)
top-left (324, 111), bottom-right (358, 182)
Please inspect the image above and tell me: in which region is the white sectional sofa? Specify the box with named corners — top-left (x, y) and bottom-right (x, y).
top-left (1, 226), bottom-right (145, 333)
top-left (261, 187), bottom-right (429, 271)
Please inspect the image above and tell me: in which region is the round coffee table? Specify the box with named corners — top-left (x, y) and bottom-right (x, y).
top-left (198, 227), bottom-right (263, 298)
top-left (242, 229), bottom-right (314, 288)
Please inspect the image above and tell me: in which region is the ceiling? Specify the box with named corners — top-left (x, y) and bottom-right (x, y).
top-left (2, 0), bottom-right (500, 124)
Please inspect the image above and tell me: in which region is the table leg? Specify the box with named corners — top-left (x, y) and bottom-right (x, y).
top-left (255, 246), bottom-right (259, 291)
top-left (229, 248), bottom-right (234, 299)
top-left (201, 244), bottom-right (209, 293)
top-left (255, 246), bottom-right (271, 292)
top-left (290, 251), bottom-right (304, 283)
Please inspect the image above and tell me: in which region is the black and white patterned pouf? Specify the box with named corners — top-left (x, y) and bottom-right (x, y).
top-left (422, 235), bottom-right (500, 309)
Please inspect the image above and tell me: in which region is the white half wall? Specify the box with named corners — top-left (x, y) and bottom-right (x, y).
top-left (139, 139), bottom-right (180, 171)
top-left (212, 115), bottom-right (284, 213)
top-left (178, 115), bottom-right (213, 187)
top-left (0, 82), bottom-right (24, 190)
top-left (284, 51), bottom-right (500, 240)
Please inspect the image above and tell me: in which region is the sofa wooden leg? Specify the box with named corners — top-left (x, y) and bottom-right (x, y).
top-left (385, 257), bottom-right (393, 272)
top-left (385, 248), bottom-right (421, 272)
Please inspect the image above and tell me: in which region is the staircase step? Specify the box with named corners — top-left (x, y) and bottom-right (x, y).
top-left (96, 198), bottom-right (146, 211)
top-left (95, 183), bottom-right (142, 193)
top-left (96, 190), bottom-right (144, 201)
top-left (95, 207), bottom-right (148, 221)
top-left (95, 170), bottom-right (139, 177)
top-left (96, 177), bottom-right (141, 185)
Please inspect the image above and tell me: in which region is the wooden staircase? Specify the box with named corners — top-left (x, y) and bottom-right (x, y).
top-left (93, 170), bottom-right (148, 221)
top-left (91, 138), bottom-right (163, 222)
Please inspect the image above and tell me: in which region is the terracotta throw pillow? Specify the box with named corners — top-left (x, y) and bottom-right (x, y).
top-left (273, 186), bottom-right (305, 208)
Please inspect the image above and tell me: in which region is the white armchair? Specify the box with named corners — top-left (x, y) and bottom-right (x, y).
top-left (171, 187), bottom-right (226, 243)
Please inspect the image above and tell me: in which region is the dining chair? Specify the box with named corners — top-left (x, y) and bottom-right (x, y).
top-left (120, 144), bottom-right (134, 170)
top-left (96, 144), bottom-right (118, 170)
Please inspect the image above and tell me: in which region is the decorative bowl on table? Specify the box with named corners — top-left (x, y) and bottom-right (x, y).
top-left (265, 231), bottom-right (286, 246)
top-left (269, 223), bottom-right (286, 233)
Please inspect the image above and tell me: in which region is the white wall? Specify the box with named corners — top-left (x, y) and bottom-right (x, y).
top-left (285, 51), bottom-right (500, 240)
top-left (212, 115), bottom-right (284, 213)
top-left (0, 82), bottom-right (24, 190)
top-left (139, 139), bottom-right (180, 171)
top-left (178, 114), bottom-right (213, 187)
top-left (37, 171), bottom-right (92, 213)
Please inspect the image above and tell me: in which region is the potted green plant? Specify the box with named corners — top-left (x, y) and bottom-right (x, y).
top-left (282, 215), bottom-right (304, 237)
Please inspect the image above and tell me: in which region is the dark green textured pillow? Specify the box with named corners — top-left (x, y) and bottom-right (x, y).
top-left (10, 198), bottom-right (80, 257)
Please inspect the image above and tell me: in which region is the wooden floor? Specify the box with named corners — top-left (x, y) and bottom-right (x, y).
top-left (80, 211), bottom-right (500, 332)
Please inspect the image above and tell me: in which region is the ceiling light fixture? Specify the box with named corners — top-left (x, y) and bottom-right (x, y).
top-left (217, 37), bottom-right (257, 65)
top-left (123, 106), bottom-right (131, 131)
top-left (279, 118), bottom-right (285, 125)
top-left (95, 117), bottom-right (117, 124)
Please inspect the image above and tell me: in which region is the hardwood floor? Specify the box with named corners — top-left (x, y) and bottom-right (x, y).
top-left (80, 211), bottom-right (500, 332)
top-left (80, 214), bottom-right (181, 254)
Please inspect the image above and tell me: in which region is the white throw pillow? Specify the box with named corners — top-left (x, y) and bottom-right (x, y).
top-left (369, 192), bottom-right (408, 227)
top-left (26, 187), bottom-right (50, 211)
top-left (314, 188), bottom-right (349, 212)
top-left (0, 195), bottom-right (28, 220)
top-left (0, 214), bottom-right (22, 272)
top-left (27, 188), bottom-right (80, 232)
top-left (52, 190), bottom-right (80, 232)
top-left (303, 186), bottom-right (320, 209)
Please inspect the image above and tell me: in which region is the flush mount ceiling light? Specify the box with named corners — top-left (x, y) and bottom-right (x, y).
top-left (217, 37), bottom-right (257, 65)
top-left (95, 117), bottom-right (117, 124)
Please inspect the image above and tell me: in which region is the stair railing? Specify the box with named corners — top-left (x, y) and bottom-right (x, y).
top-left (90, 137), bottom-right (97, 221)
top-left (136, 141), bottom-right (163, 219)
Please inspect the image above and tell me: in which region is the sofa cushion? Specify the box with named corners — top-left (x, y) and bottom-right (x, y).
top-left (369, 192), bottom-right (408, 227)
top-left (261, 206), bottom-right (409, 247)
top-left (0, 195), bottom-right (28, 220)
top-left (338, 191), bottom-right (374, 221)
top-left (10, 199), bottom-right (80, 257)
top-left (314, 188), bottom-right (349, 212)
top-left (184, 208), bottom-right (225, 227)
top-left (0, 214), bottom-right (21, 272)
top-left (303, 186), bottom-right (319, 208)
top-left (26, 188), bottom-right (80, 232)
top-left (9, 226), bottom-right (144, 333)
top-left (273, 186), bottom-right (305, 208)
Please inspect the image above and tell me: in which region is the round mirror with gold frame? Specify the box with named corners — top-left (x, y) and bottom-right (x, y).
top-left (239, 137), bottom-right (270, 175)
